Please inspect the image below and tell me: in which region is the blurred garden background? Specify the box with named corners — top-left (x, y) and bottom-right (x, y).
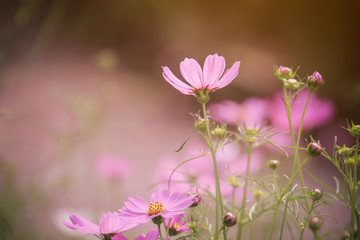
top-left (0, 0), bottom-right (360, 239)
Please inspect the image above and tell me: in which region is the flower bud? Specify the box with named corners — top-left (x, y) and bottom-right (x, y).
top-left (223, 212), bottom-right (237, 227)
top-left (348, 121), bottom-right (360, 138)
top-left (275, 66), bottom-right (295, 79)
top-left (268, 159), bottom-right (280, 170)
top-left (226, 175), bottom-right (241, 188)
top-left (194, 118), bottom-right (208, 132)
top-left (310, 188), bottom-right (323, 202)
top-left (307, 71), bottom-right (323, 90)
top-left (278, 66), bottom-right (292, 75)
top-left (211, 124), bottom-right (227, 138)
top-left (187, 193), bottom-right (201, 207)
top-left (338, 144), bottom-right (351, 157)
top-left (308, 217), bottom-right (321, 232)
top-left (307, 142), bottom-right (322, 157)
top-left (284, 78), bottom-right (300, 89)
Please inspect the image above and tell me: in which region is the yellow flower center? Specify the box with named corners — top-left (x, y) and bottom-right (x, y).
top-left (173, 223), bottom-right (181, 230)
top-left (147, 201), bottom-right (166, 215)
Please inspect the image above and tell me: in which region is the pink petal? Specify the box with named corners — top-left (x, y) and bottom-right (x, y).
top-left (162, 67), bottom-right (194, 95)
top-left (203, 54), bottom-right (226, 88)
top-left (211, 61), bottom-right (240, 90)
top-left (112, 233), bottom-right (128, 240)
top-left (63, 214), bottom-right (100, 234)
top-left (180, 58), bottom-right (204, 89)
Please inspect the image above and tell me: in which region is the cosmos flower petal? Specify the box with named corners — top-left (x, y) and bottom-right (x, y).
top-left (203, 54), bottom-right (226, 88)
top-left (63, 214), bottom-right (100, 234)
top-left (162, 67), bottom-right (194, 95)
top-left (210, 61), bottom-right (240, 90)
top-left (180, 58), bottom-right (204, 89)
top-left (135, 229), bottom-right (160, 240)
top-left (112, 233), bottom-right (128, 240)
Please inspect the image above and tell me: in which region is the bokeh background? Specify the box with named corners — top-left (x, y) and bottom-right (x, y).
top-left (0, 0), bottom-right (359, 239)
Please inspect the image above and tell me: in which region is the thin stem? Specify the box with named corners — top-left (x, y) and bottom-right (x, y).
top-left (350, 137), bottom-right (359, 240)
top-left (279, 198), bottom-right (289, 240)
top-left (284, 88), bottom-right (311, 210)
top-left (273, 169), bottom-right (278, 200)
top-left (158, 224), bottom-right (164, 240)
top-left (202, 102), bottom-right (225, 240)
top-left (294, 90), bottom-right (313, 210)
top-left (269, 156), bottom-right (310, 240)
top-left (237, 143), bottom-right (253, 240)
top-left (300, 201), bottom-right (316, 240)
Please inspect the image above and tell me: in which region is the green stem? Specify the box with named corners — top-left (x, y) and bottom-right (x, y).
top-left (202, 102), bottom-right (225, 240)
top-left (284, 88), bottom-right (311, 210)
top-left (269, 156), bottom-right (310, 240)
top-left (237, 143), bottom-right (253, 240)
top-left (300, 201), bottom-right (315, 240)
top-left (273, 169), bottom-right (278, 200)
top-left (279, 198), bottom-right (289, 240)
top-left (158, 223), bottom-right (164, 240)
top-left (350, 137), bottom-right (359, 240)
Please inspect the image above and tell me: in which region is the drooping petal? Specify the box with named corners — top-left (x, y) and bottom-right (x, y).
top-left (180, 58), bottom-right (204, 89)
top-left (63, 214), bottom-right (100, 234)
top-left (210, 61), bottom-right (240, 90)
top-left (203, 54), bottom-right (226, 88)
top-left (162, 66), bottom-right (194, 95)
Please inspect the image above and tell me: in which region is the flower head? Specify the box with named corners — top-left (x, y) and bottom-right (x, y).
top-left (162, 54), bottom-right (240, 101)
top-left (119, 189), bottom-right (194, 226)
top-left (63, 212), bottom-right (137, 236)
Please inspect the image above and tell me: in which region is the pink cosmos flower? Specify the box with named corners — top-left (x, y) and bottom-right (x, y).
top-left (63, 212), bottom-right (138, 235)
top-left (111, 228), bottom-right (160, 240)
top-left (119, 189), bottom-right (194, 225)
top-left (162, 54), bottom-right (240, 95)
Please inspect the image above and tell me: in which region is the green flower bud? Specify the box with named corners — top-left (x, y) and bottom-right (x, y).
top-left (308, 217), bottom-right (321, 232)
top-left (310, 188), bottom-right (323, 202)
top-left (211, 124), bottom-right (227, 138)
top-left (284, 78), bottom-right (300, 89)
top-left (268, 159), bottom-right (280, 170)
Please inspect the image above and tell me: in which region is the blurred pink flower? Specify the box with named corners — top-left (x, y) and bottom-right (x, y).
top-left (111, 228), bottom-right (160, 240)
top-left (95, 155), bottom-right (134, 180)
top-left (268, 90), bottom-right (335, 130)
top-left (209, 98), bottom-right (268, 126)
top-left (119, 189), bottom-right (194, 225)
top-left (63, 212), bottom-right (137, 235)
top-left (164, 215), bottom-right (191, 236)
top-left (162, 54), bottom-right (240, 95)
